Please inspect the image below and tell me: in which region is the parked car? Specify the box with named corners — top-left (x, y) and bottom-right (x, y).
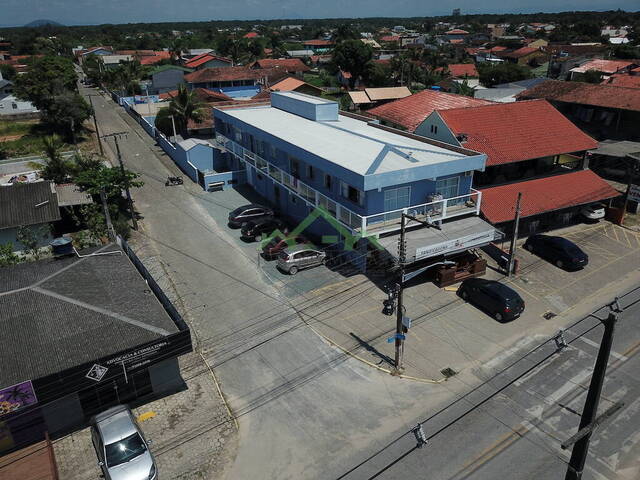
top-left (90, 405), bottom-right (157, 480)
top-left (277, 245), bottom-right (326, 275)
top-left (580, 203), bottom-right (606, 221)
top-left (228, 204), bottom-right (274, 228)
top-left (523, 234), bottom-right (588, 270)
top-left (241, 218), bottom-right (288, 242)
top-left (262, 235), bottom-right (308, 259)
top-left (458, 278), bottom-right (525, 322)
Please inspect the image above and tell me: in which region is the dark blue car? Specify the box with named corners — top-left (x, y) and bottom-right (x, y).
top-left (523, 234), bottom-right (588, 270)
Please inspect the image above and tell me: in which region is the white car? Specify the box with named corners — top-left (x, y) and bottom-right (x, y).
top-left (580, 203), bottom-right (605, 221)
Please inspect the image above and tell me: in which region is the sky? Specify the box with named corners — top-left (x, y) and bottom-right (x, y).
top-left (2, 0), bottom-right (639, 27)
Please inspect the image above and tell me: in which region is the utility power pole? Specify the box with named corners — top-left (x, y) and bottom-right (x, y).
top-left (102, 132), bottom-right (138, 231)
top-left (100, 187), bottom-right (117, 240)
top-left (507, 192), bottom-right (523, 277)
top-left (394, 213), bottom-right (408, 374)
top-left (87, 95), bottom-right (104, 156)
top-left (564, 310), bottom-right (619, 480)
top-left (170, 115), bottom-right (177, 143)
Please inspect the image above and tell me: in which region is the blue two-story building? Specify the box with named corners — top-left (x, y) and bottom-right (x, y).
top-left (212, 92), bottom-right (500, 269)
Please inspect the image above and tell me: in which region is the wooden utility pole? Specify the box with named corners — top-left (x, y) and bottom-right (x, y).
top-left (507, 192), bottom-right (523, 277)
top-left (87, 95), bottom-right (104, 156)
top-left (103, 132), bottom-right (138, 231)
top-left (394, 213), bottom-right (407, 374)
top-left (564, 311), bottom-right (618, 480)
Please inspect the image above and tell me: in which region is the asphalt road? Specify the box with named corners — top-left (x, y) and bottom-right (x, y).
top-left (82, 86), bottom-right (640, 480)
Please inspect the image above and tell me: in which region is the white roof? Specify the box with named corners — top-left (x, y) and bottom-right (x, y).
top-left (178, 138), bottom-right (212, 150)
top-left (220, 105), bottom-right (474, 177)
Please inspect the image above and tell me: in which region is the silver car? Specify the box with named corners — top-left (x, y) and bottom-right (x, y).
top-left (91, 405), bottom-right (157, 480)
top-left (277, 245), bottom-right (326, 275)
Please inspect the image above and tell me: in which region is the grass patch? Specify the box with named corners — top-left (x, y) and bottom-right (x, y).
top-left (0, 119), bottom-right (39, 136)
top-left (0, 120), bottom-right (90, 159)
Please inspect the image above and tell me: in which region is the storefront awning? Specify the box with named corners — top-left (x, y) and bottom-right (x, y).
top-left (377, 215), bottom-right (501, 264)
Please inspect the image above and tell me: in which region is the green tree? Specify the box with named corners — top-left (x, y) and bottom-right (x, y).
top-left (74, 165), bottom-right (143, 198)
top-left (456, 79), bottom-right (477, 97)
top-left (366, 63), bottom-right (393, 87)
top-left (0, 64), bottom-right (17, 81)
top-left (43, 92), bottom-right (93, 141)
top-left (154, 84), bottom-right (205, 138)
top-left (16, 225), bottom-right (50, 260)
top-left (333, 24), bottom-right (359, 43)
top-left (41, 135), bottom-right (74, 184)
top-left (478, 62), bottom-right (532, 87)
top-left (331, 39), bottom-right (373, 88)
top-left (0, 243), bottom-right (19, 267)
top-left (577, 70), bottom-right (603, 84)
top-left (13, 56), bottom-right (78, 111)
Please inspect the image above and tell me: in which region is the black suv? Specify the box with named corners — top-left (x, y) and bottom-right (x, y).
top-left (228, 204), bottom-right (274, 228)
top-left (523, 234), bottom-right (588, 270)
top-left (241, 218), bottom-right (288, 242)
top-left (458, 278), bottom-right (525, 322)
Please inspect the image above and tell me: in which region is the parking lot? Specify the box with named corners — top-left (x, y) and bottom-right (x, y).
top-left (207, 185), bottom-right (640, 381)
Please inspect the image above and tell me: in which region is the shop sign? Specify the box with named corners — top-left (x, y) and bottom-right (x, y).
top-left (415, 230), bottom-right (496, 261)
top-left (629, 184), bottom-right (640, 203)
top-left (0, 380), bottom-right (38, 418)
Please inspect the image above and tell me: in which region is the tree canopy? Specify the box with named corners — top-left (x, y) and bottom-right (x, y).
top-left (13, 56), bottom-right (78, 110)
top-left (331, 40), bottom-right (373, 88)
top-left (477, 62), bottom-right (531, 87)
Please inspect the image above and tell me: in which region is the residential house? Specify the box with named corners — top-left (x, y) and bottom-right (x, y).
top-left (361, 38), bottom-right (381, 49)
top-left (474, 78), bottom-right (548, 103)
top-left (568, 59), bottom-right (638, 81)
top-left (525, 38), bottom-right (548, 49)
top-left (100, 54), bottom-right (134, 70)
top-left (380, 35), bottom-right (401, 44)
top-left (0, 181), bottom-right (60, 251)
top-left (302, 39), bottom-right (334, 53)
top-left (443, 29), bottom-right (469, 43)
top-left (346, 87), bottom-right (412, 111)
top-left (183, 53), bottom-right (233, 70)
top-left (601, 74), bottom-right (640, 89)
top-left (601, 26), bottom-right (628, 38)
top-left (243, 32), bottom-right (260, 39)
top-left (497, 47), bottom-right (547, 66)
top-left (269, 77), bottom-right (324, 96)
top-left (437, 63), bottom-right (479, 78)
top-left (517, 80), bottom-right (640, 140)
top-left (416, 100), bottom-right (618, 233)
top-left (252, 58), bottom-right (310, 78)
top-left (184, 66), bottom-right (286, 96)
top-left (366, 89), bottom-right (492, 133)
top-left (212, 91), bottom-right (500, 269)
top-left (150, 64), bottom-right (193, 93)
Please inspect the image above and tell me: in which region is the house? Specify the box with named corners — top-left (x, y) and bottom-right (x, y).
top-left (185, 66), bottom-right (285, 92)
top-left (526, 38), bottom-right (548, 49)
top-left (100, 54), bottom-right (134, 69)
top-left (243, 32), bottom-right (260, 39)
top-left (601, 74), bottom-right (640, 89)
top-left (252, 58), bottom-right (310, 78)
top-left (517, 79), bottom-right (640, 140)
top-left (138, 50), bottom-right (172, 66)
top-left (0, 182), bottom-right (60, 251)
top-left (159, 87), bottom-right (233, 103)
top-left (568, 59), bottom-right (637, 81)
top-left (212, 91), bottom-right (500, 269)
top-left (0, 240), bottom-right (192, 455)
top-left (437, 63), bottom-right (478, 78)
top-left (183, 53), bottom-right (233, 70)
top-left (497, 46), bottom-right (547, 66)
top-left (361, 38), bottom-right (381, 49)
top-left (443, 29), bottom-right (469, 42)
top-left (269, 76), bottom-right (324, 96)
top-left (474, 78), bottom-right (548, 103)
top-left (366, 89), bottom-right (492, 133)
top-left (416, 100), bottom-right (618, 233)
top-left (347, 86), bottom-right (412, 110)
top-left (380, 35), bottom-right (401, 44)
top-left (150, 64), bottom-right (193, 93)
top-left (302, 39), bottom-right (334, 53)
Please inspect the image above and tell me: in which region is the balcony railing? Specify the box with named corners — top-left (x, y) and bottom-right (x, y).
top-left (214, 133), bottom-right (482, 237)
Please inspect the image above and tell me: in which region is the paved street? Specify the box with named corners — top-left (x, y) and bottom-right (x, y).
top-left (69, 85), bottom-right (640, 480)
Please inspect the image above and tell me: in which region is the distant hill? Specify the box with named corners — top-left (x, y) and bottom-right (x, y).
top-left (24, 19), bottom-right (63, 27)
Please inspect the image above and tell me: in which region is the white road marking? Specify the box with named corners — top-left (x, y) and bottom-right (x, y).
top-left (576, 335), bottom-right (628, 361)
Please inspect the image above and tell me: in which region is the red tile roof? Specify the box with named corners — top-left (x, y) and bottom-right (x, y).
top-left (449, 39), bottom-right (465, 44)
top-left (499, 46), bottom-right (541, 58)
top-left (479, 170), bottom-right (619, 223)
top-left (159, 88), bottom-right (232, 102)
top-left (437, 100), bottom-right (597, 167)
top-left (184, 53), bottom-right (232, 68)
top-left (367, 89), bottom-right (492, 132)
top-left (244, 32), bottom-right (260, 38)
top-left (254, 58), bottom-right (310, 72)
top-left (517, 79), bottom-right (640, 113)
top-left (570, 59), bottom-right (635, 74)
top-left (445, 29), bottom-right (469, 35)
top-left (380, 35), bottom-right (401, 43)
top-left (185, 66), bottom-right (284, 83)
top-left (139, 51), bottom-right (171, 65)
top-left (303, 39), bottom-right (334, 46)
top-left (601, 74), bottom-right (640, 89)
top-left (437, 63), bottom-right (478, 78)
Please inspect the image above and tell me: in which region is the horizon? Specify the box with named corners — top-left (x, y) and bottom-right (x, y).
top-left (2, 1), bottom-right (639, 28)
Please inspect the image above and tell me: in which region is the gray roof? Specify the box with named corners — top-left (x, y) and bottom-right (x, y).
top-left (589, 140), bottom-right (640, 158)
top-left (0, 79), bottom-right (12, 89)
top-left (474, 87), bottom-right (524, 103)
top-left (54, 183), bottom-right (93, 207)
top-left (0, 245), bottom-right (180, 386)
top-left (494, 78), bottom-right (548, 89)
top-left (0, 182), bottom-right (61, 230)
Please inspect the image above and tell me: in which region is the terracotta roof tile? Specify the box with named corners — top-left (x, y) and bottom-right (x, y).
top-left (184, 53), bottom-right (232, 68)
top-left (185, 66), bottom-right (281, 83)
top-left (601, 74), bottom-right (640, 89)
top-left (303, 39), bottom-right (333, 46)
top-left (480, 170), bottom-right (619, 223)
top-left (517, 79), bottom-right (640, 112)
top-left (438, 63), bottom-right (478, 78)
top-left (499, 46), bottom-right (542, 58)
top-left (570, 59), bottom-right (635, 74)
top-left (367, 89), bottom-right (492, 132)
top-left (254, 58), bottom-right (310, 72)
top-left (445, 29), bottom-right (469, 34)
top-left (438, 99), bottom-right (598, 167)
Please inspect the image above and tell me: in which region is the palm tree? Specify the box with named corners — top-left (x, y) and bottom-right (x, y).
top-left (41, 135), bottom-right (74, 184)
top-left (456, 79), bottom-right (477, 97)
top-left (155, 85), bottom-right (206, 139)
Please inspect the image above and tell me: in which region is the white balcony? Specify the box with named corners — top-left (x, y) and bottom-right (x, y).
top-left (214, 134), bottom-right (482, 237)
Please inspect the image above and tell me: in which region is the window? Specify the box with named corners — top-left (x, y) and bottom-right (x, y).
top-left (384, 186), bottom-right (411, 212)
top-left (430, 124), bottom-right (438, 134)
top-left (290, 156), bottom-right (300, 178)
top-left (306, 164), bottom-right (315, 180)
top-left (12, 103), bottom-right (17, 110)
top-left (269, 143), bottom-right (276, 158)
top-left (324, 174), bottom-right (332, 190)
top-left (435, 176), bottom-right (459, 199)
top-left (341, 181), bottom-right (364, 206)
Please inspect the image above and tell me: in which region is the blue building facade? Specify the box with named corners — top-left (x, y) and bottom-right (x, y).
top-left (212, 92), bottom-right (492, 266)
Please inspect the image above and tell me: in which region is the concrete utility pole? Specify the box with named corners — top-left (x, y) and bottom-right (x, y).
top-left (100, 187), bottom-right (117, 240)
top-left (87, 95), bottom-right (104, 156)
top-left (394, 213), bottom-right (408, 374)
top-left (507, 192), bottom-right (523, 277)
top-left (564, 310), bottom-right (618, 480)
top-left (103, 132), bottom-right (138, 231)
top-left (170, 115), bottom-right (177, 143)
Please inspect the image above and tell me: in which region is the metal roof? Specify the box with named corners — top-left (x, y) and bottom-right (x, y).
top-left (54, 183), bottom-right (93, 207)
top-left (0, 182), bottom-right (60, 230)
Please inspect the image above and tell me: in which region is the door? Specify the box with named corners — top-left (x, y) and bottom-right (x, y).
top-left (246, 164), bottom-right (254, 187)
top-left (435, 177), bottom-right (460, 203)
